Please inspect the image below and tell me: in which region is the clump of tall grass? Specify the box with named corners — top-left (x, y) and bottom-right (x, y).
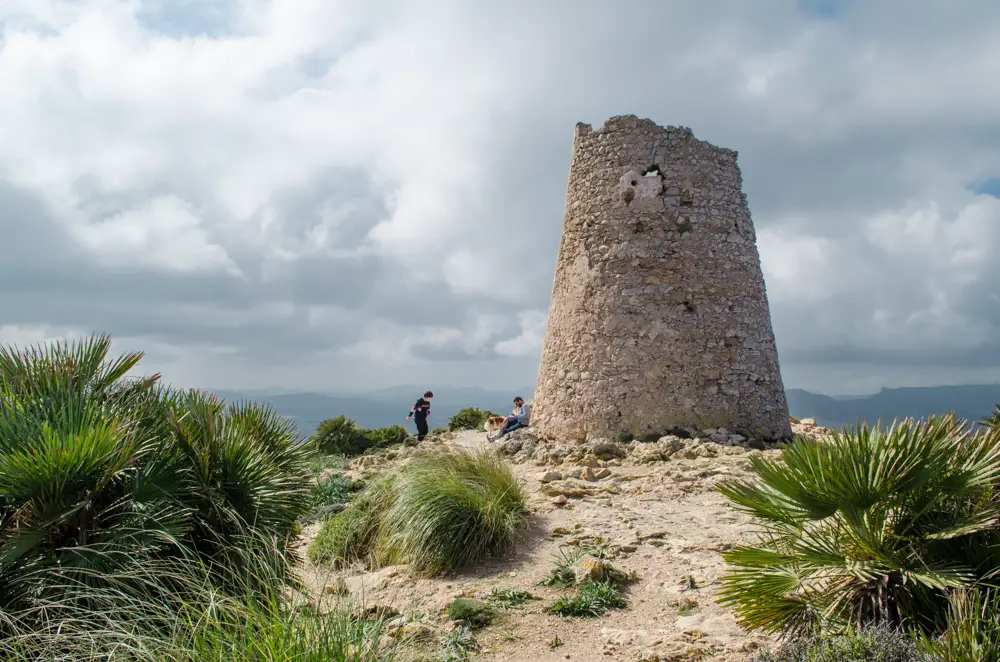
top-left (309, 450), bottom-right (528, 576)
top-left (0, 532), bottom-right (395, 661)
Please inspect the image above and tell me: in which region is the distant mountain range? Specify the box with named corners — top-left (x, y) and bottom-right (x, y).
top-left (207, 383), bottom-right (1000, 439)
top-left (785, 385), bottom-right (1000, 430)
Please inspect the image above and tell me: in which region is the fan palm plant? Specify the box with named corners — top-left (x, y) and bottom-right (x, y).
top-left (0, 334), bottom-right (311, 617)
top-left (717, 415), bottom-right (1000, 638)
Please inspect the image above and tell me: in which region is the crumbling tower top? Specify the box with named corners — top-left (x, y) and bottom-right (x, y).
top-left (531, 115), bottom-right (791, 443)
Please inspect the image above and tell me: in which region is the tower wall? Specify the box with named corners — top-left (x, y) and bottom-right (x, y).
top-left (532, 115), bottom-right (791, 442)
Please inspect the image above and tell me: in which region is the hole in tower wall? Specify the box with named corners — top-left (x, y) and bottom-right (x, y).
top-left (684, 300), bottom-right (697, 314)
top-left (643, 165), bottom-right (662, 177)
top-left (676, 216), bottom-right (692, 234)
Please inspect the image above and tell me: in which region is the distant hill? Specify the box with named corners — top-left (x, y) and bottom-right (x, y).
top-left (786, 384), bottom-right (1000, 430)
top-left (210, 386), bottom-right (534, 439)
top-left (206, 383), bottom-right (1000, 439)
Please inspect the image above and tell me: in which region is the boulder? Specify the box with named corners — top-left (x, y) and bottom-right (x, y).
top-left (570, 554), bottom-right (607, 583)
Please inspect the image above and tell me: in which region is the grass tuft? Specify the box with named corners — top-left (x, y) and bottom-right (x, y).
top-left (545, 581), bottom-right (628, 618)
top-left (436, 625), bottom-right (479, 661)
top-left (309, 450), bottom-right (529, 576)
top-left (488, 588), bottom-right (536, 610)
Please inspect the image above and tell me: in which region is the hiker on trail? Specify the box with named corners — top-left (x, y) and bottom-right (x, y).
top-left (490, 396), bottom-right (531, 442)
top-left (405, 390), bottom-right (433, 441)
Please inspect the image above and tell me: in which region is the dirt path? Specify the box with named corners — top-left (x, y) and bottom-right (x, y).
top-left (296, 430), bottom-right (778, 662)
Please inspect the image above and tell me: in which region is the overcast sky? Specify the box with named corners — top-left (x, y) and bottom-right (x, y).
top-left (1, 0), bottom-right (999, 396)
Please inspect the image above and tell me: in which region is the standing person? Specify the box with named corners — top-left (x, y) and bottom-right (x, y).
top-left (405, 390), bottom-right (434, 441)
top-left (489, 396), bottom-right (531, 442)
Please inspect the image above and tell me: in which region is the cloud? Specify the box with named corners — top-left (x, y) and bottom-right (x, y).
top-left (1, 0), bottom-right (999, 395)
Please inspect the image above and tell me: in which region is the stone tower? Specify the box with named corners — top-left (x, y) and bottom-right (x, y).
top-left (532, 115), bottom-right (791, 443)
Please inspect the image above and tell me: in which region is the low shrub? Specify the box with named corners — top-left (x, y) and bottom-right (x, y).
top-left (363, 424), bottom-right (407, 448)
top-left (447, 598), bottom-right (495, 629)
top-left (312, 418), bottom-right (408, 457)
top-left (308, 450), bottom-right (528, 576)
top-left (313, 416), bottom-right (368, 455)
top-left (717, 415), bottom-right (1000, 637)
top-left (753, 626), bottom-right (921, 662)
top-left (448, 408), bottom-right (500, 432)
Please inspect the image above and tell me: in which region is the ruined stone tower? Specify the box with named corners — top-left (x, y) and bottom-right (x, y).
top-left (532, 115), bottom-right (791, 443)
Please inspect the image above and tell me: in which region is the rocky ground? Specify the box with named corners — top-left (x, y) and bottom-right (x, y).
top-left (295, 419), bottom-right (830, 662)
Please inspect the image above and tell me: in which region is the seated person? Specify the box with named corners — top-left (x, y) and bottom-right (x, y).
top-left (490, 396), bottom-right (531, 441)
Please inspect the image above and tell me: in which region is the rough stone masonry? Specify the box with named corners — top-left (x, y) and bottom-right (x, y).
top-left (532, 115), bottom-right (792, 443)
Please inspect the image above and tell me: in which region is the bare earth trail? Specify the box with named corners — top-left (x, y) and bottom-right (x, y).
top-left (296, 430), bottom-right (782, 662)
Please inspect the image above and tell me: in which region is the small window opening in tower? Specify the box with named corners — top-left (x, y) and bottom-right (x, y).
top-left (643, 165), bottom-right (662, 178)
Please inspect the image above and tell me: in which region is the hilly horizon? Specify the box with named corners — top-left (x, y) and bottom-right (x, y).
top-left (208, 382), bottom-right (1000, 439)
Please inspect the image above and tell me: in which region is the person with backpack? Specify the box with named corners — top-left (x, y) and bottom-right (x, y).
top-left (405, 390), bottom-right (433, 441)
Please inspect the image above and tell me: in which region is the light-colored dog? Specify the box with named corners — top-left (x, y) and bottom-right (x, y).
top-left (484, 415), bottom-right (507, 440)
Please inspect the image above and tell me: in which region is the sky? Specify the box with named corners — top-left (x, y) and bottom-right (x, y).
top-left (1, 0), bottom-right (1000, 397)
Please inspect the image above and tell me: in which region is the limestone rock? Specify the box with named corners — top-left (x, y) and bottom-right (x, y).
top-left (590, 440), bottom-right (626, 460)
top-left (537, 470), bottom-right (563, 483)
top-left (571, 554), bottom-right (607, 583)
top-left (581, 466), bottom-right (612, 481)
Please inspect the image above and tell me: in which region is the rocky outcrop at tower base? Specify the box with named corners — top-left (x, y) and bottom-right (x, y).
top-left (532, 115), bottom-right (792, 443)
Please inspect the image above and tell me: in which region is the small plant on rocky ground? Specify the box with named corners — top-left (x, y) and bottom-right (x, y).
top-left (436, 625), bottom-right (479, 661)
top-left (549, 634), bottom-right (563, 649)
top-left (539, 545), bottom-right (632, 618)
top-left (717, 415), bottom-right (1000, 637)
top-left (448, 407), bottom-right (501, 431)
top-left (308, 450), bottom-right (528, 575)
top-left (753, 626), bottom-right (922, 662)
top-left (487, 588), bottom-right (536, 609)
top-left (447, 599), bottom-right (495, 630)
top-left (545, 580), bottom-right (628, 618)
top-left (540, 546), bottom-right (589, 587)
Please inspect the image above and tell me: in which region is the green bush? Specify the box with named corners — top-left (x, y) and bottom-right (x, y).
top-left (312, 418), bottom-right (408, 456)
top-left (447, 598), bottom-right (495, 629)
top-left (754, 626), bottom-right (921, 662)
top-left (308, 450), bottom-right (528, 576)
top-left (362, 424), bottom-right (407, 448)
top-left (0, 334), bottom-right (312, 628)
top-left (312, 416), bottom-right (368, 455)
top-left (717, 415), bottom-right (1000, 638)
top-left (448, 408), bottom-right (500, 432)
